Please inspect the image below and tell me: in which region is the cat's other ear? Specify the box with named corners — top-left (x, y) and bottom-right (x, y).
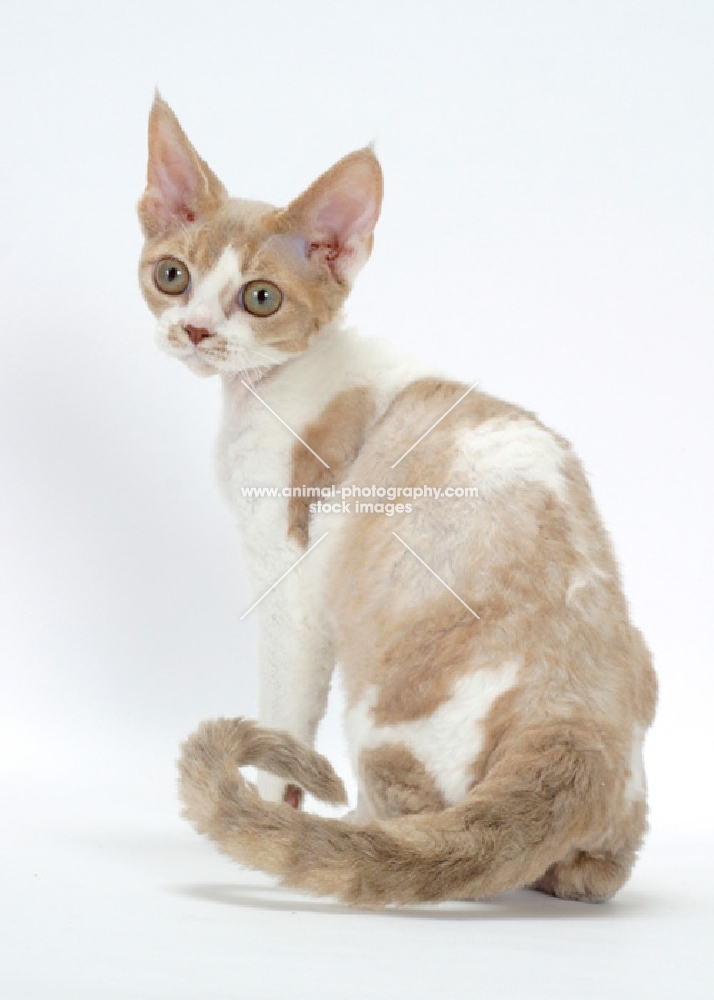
top-left (138, 94), bottom-right (227, 238)
top-left (284, 147), bottom-right (383, 285)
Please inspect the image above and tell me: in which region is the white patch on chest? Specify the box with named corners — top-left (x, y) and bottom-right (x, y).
top-left (453, 417), bottom-right (568, 501)
top-left (345, 660), bottom-right (520, 805)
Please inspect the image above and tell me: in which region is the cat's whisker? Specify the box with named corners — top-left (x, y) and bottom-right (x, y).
top-left (251, 349), bottom-right (280, 365)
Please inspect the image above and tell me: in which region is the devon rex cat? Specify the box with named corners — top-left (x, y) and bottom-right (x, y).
top-left (138, 96), bottom-right (656, 906)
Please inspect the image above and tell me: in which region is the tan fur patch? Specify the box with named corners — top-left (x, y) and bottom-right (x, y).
top-left (370, 601), bottom-right (482, 724)
top-left (288, 386), bottom-right (377, 548)
top-left (359, 743), bottom-right (446, 818)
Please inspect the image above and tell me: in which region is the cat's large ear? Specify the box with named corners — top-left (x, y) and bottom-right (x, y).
top-left (283, 148), bottom-right (383, 285)
top-left (138, 94), bottom-right (227, 238)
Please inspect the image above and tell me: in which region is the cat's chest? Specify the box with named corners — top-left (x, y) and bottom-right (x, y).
top-left (214, 374), bottom-right (345, 535)
top-left (215, 380), bottom-right (295, 524)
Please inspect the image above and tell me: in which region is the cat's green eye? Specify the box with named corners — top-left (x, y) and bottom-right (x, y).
top-left (241, 280), bottom-right (283, 318)
top-left (153, 257), bottom-right (190, 295)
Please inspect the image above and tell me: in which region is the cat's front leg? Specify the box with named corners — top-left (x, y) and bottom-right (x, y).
top-left (254, 579), bottom-right (335, 806)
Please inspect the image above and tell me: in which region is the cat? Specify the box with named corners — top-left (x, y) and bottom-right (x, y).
top-left (138, 95), bottom-right (657, 907)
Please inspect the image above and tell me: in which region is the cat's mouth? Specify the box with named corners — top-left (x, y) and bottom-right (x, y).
top-left (185, 352), bottom-right (277, 385)
top-left (187, 352), bottom-right (280, 388)
top-left (182, 352), bottom-right (217, 378)
top-left (181, 341), bottom-right (278, 385)
top-left (163, 322), bottom-right (284, 384)
top-left (197, 342), bottom-right (284, 386)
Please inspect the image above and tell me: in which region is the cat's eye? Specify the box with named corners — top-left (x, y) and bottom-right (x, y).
top-left (153, 257), bottom-right (190, 295)
top-left (241, 280), bottom-right (283, 318)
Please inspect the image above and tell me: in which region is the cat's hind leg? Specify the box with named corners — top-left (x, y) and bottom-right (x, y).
top-left (532, 848), bottom-right (634, 902)
top-left (531, 802), bottom-right (647, 902)
top-left (359, 743), bottom-right (446, 819)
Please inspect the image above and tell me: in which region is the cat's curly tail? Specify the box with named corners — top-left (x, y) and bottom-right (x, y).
top-left (178, 716), bottom-right (625, 906)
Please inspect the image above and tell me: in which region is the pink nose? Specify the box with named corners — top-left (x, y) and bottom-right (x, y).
top-left (184, 325), bottom-right (212, 346)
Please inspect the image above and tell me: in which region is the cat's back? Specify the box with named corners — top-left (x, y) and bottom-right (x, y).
top-left (326, 377), bottom-right (655, 735)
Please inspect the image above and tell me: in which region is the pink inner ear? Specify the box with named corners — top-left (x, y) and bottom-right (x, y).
top-left (148, 121), bottom-right (200, 226)
top-left (314, 189), bottom-right (377, 246)
top-left (315, 190), bottom-right (376, 246)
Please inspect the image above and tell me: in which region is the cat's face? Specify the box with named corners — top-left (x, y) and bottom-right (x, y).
top-left (138, 98), bottom-right (383, 380)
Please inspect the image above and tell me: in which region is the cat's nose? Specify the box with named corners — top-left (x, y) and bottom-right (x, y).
top-left (184, 324), bottom-right (213, 345)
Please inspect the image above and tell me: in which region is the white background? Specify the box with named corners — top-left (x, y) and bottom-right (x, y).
top-left (1, 1), bottom-right (712, 997)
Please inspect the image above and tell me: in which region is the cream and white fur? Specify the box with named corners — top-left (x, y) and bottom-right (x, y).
top-left (138, 96), bottom-right (657, 906)
top-left (215, 328), bottom-right (430, 803)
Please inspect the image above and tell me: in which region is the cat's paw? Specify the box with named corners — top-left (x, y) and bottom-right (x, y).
top-left (257, 769), bottom-right (303, 809)
top-left (283, 784), bottom-right (303, 810)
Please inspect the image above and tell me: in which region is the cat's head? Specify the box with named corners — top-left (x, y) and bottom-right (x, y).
top-left (138, 96), bottom-right (383, 379)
